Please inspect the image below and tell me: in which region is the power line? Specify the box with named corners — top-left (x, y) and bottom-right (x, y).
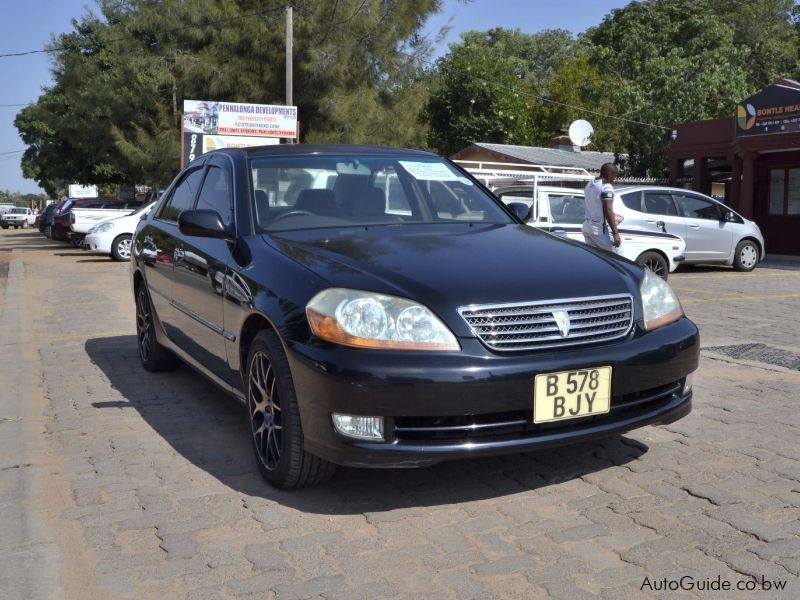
top-left (0, 103), bottom-right (30, 107)
top-left (0, 150), bottom-right (25, 156)
top-left (296, 4), bottom-right (671, 132)
top-left (0, 7), bottom-right (284, 60)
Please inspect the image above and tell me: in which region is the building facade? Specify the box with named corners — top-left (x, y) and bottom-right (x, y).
top-left (668, 79), bottom-right (800, 256)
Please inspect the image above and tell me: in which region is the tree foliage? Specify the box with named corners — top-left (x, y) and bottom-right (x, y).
top-left (425, 28), bottom-right (577, 155)
top-left (16, 0), bottom-right (443, 194)
top-left (425, 0), bottom-right (800, 176)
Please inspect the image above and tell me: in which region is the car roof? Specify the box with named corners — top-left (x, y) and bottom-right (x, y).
top-left (615, 185), bottom-right (716, 196)
top-left (210, 144), bottom-right (439, 159)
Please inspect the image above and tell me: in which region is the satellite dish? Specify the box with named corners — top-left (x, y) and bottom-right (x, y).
top-left (568, 119), bottom-right (594, 147)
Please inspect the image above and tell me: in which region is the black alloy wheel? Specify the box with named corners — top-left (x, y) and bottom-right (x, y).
top-left (246, 330), bottom-right (335, 488)
top-left (636, 251), bottom-right (669, 280)
top-left (135, 283), bottom-right (179, 372)
top-left (249, 350), bottom-right (283, 471)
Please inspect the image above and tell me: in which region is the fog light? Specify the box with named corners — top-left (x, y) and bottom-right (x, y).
top-left (332, 414), bottom-right (384, 441)
top-left (683, 372), bottom-right (695, 396)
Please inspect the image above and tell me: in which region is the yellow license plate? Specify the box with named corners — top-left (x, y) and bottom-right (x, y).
top-left (533, 367), bottom-right (612, 424)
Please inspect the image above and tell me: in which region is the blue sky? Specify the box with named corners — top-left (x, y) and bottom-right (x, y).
top-left (0, 0), bottom-right (631, 194)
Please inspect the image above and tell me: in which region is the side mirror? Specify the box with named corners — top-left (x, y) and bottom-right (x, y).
top-left (724, 211), bottom-right (737, 223)
top-left (178, 209), bottom-right (234, 241)
top-left (507, 202), bottom-right (531, 222)
top-left (656, 220), bottom-right (667, 233)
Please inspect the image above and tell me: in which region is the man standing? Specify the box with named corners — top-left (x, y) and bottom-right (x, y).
top-left (582, 163), bottom-right (621, 252)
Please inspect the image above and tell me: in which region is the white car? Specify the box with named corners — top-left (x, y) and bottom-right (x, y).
top-left (84, 202), bottom-right (155, 261)
top-left (1, 207), bottom-right (37, 229)
top-left (493, 184), bottom-right (686, 279)
top-left (614, 186), bottom-right (765, 272)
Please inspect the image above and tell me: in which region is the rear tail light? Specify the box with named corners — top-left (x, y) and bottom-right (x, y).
top-left (70, 213), bottom-right (75, 224)
top-left (614, 213), bottom-right (624, 225)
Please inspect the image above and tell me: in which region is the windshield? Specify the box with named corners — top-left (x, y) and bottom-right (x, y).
top-left (131, 201), bottom-right (156, 217)
top-left (249, 154), bottom-right (513, 231)
top-left (10, 208), bottom-right (26, 214)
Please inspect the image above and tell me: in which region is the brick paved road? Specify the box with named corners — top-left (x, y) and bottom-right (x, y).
top-left (1, 228), bottom-right (799, 599)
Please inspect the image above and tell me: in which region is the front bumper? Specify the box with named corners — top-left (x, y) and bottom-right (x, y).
top-left (84, 233), bottom-right (111, 254)
top-left (286, 317), bottom-right (699, 467)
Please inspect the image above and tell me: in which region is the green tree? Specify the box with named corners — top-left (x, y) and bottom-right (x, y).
top-left (17, 0), bottom-right (446, 192)
top-left (425, 28), bottom-right (577, 155)
top-left (584, 0), bottom-right (754, 175)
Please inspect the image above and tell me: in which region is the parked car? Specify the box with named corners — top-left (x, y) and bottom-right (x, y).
top-left (132, 145), bottom-right (699, 488)
top-left (85, 202), bottom-right (155, 261)
top-left (491, 183), bottom-right (685, 280)
top-left (38, 203), bottom-right (61, 237)
top-left (1, 207), bottom-right (37, 229)
top-left (51, 198), bottom-right (109, 242)
top-left (70, 199), bottom-right (144, 239)
top-left (614, 186), bottom-right (765, 272)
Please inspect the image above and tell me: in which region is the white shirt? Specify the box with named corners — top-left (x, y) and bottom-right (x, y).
top-left (584, 178), bottom-right (614, 231)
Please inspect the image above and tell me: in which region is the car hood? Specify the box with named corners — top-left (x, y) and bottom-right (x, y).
top-left (265, 223), bottom-right (642, 336)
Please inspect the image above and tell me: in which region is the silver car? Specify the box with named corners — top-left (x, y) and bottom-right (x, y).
top-left (614, 186), bottom-right (765, 272)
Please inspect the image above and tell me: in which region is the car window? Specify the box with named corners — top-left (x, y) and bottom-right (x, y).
top-left (195, 166), bottom-right (234, 226)
top-left (250, 155), bottom-right (512, 231)
top-left (643, 192), bottom-right (679, 216)
top-left (620, 191), bottom-right (642, 211)
top-left (547, 194), bottom-right (585, 224)
top-left (674, 194), bottom-right (721, 220)
top-left (158, 168), bottom-right (205, 222)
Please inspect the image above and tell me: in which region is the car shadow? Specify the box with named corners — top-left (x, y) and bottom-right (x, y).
top-left (85, 335), bottom-right (648, 514)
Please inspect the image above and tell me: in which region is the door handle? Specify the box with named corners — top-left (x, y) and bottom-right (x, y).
top-left (644, 218), bottom-right (657, 223)
top-left (689, 224), bottom-right (701, 229)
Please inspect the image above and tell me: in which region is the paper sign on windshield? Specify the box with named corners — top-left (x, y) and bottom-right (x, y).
top-left (399, 161), bottom-right (460, 181)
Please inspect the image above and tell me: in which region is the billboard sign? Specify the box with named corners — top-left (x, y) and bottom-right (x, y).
top-left (736, 82), bottom-right (800, 137)
top-left (182, 100), bottom-right (296, 165)
top-left (68, 184), bottom-right (98, 198)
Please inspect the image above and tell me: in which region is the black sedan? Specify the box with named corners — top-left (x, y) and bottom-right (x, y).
top-left (131, 145), bottom-right (699, 488)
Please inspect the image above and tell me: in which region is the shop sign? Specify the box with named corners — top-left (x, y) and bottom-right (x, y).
top-left (68, 184), bottom-right (98, 198)
top-left (736, 83), bottom-right (800, 137)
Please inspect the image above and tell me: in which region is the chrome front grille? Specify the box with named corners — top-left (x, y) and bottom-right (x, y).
top-left (459, 294), bottom-right (634, 351)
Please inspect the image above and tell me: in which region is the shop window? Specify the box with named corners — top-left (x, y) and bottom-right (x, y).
top-left (769, 169), bottom-right (785, 215)
top-left (789, 169), bottom-right (800, 215)
top-left (769, 167), bottom-right (800, 216)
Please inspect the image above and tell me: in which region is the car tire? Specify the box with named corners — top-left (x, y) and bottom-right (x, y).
top-left (636, 251), bottom-right (669, 280)
top-left (733, 240), bottom-right (759, 272)
top-left (246, 329), bottom-right (336, 489)
top-left (135, 283), bottom-right (180, 372)
top-left (111, 234), bottom-right (132, 261)
top-left (1, 225), bottom-right (7, 230)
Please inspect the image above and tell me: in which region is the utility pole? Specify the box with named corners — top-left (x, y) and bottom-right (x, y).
top-left (286, 5), bottom-right (294, 143)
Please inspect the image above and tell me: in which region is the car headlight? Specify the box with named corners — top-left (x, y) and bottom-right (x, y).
top-left (91, 222), bottom-right (115, 234)
top-left (306, 288), bottom-right (460, 351)
top-left (640, 269), bottom-right (683, 330)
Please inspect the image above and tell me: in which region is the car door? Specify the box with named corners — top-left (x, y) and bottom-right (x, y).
top-left (672, 193), bottom-right (733, 261)
top-left (144, 164), bottom-right (207, 340)
top-left (641, 191), bottom-right (686, 240)
top-left (170, 155), bottom-right (236, 385)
